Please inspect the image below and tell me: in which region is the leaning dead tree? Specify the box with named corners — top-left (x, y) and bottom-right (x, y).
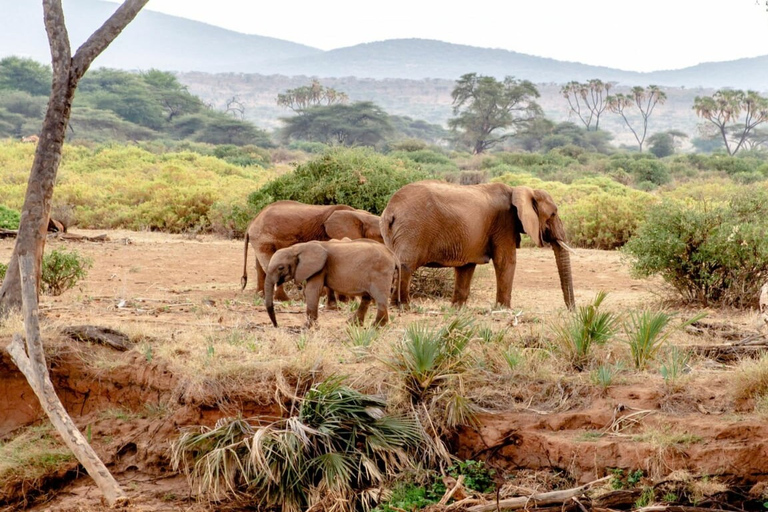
top-left (1, 0), bottom-right (149, 507)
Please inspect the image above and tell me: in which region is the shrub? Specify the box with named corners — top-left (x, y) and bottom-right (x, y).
top-left (171, 376), bottom-right (424, 511)
top-left (623, 188), bottom-right (768, 308)
top-left (247, 146), bottom-right (429, 214)
top-left (0, 205), bottom-right (20, 230)
top-left (550, 291), bottom-right (619, 371)
top-left (41, 249), bottom-right (93, 296)
top-left (0, 262), bottom-right (6, 282)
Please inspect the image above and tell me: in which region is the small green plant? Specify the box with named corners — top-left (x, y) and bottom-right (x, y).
top-left (41, 248), bottom-right (93, 296)
top-left (591, 362), bottom-right (623, 392)
top-left (0, 262), bottom-right (6, 283)
top-left (623, 310), bottom-right (704, 370)
top-left (635, 486), bottom-right (655, 508)
top-left (295, 333), bottom-right (309, 351)
top-left (142, 342), bottom-right (153, 362)
top-left (345, 324), bottom-right (379, 350)
top-left (659, 346), bottom-right (691, 388)
top-left (477, 324), bottom-right (509, 344)
top-left (502, 345), bottom-right (523, 371)
top-left (611, 468), bottom-right (644, 490)
top-left (550, 291), bottom-right (618, 371)
top-left (448, 460), bottom-right (496, 493)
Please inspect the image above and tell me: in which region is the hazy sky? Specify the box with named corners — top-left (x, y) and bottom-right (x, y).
top-left (127, 0), bottom-right (768, 72)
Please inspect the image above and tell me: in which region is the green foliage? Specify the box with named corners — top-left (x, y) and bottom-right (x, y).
top-left (611, 468), bottom-right (645, 490)
top-left (609, 153), bottom-right (670, 186)
top-left (41, 249), bottom-right (93, 296)
top-left (171, 376), bottom-right (424, 511)
top-left (622, 188), bottom-right (768, 308)
top-left (0, 262), bottom-right (6, 283)
top-left (0, 57), bottom-right (51, 96)
top-left (280, 101), bottom-right (394, 147)
top-left (622, 310), bottom-right (704, 370)
top-left (591, 362), bottom-right (623, 391)
top-left (384, 315), bottom-right (478, 430)
top-left (247, 146), bottom-right (428, 214)
top-left (448, 460), bottom-right (496, 493)
top-left (659, 346), bottom-right (691, 388)
top-left (550, 291), bottom-right (619, 371)
top-left (0, 204), bottom-right (19, 229)
top-left (449, 73), bottom-right (542, 154)
top-left (374, 481), bottom-right (443, 511)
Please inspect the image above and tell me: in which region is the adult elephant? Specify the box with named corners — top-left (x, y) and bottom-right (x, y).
top-left (380, 180), bottom-right (575, 309)
top-left (241, 200), bottom-right (383, 301)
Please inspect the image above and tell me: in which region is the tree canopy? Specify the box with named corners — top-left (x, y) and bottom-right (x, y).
top-left (561, 79), bottom-right (613, 131)
top-left (279, 101), bottom-right (394, 147)
top-left (607, 85), bottom-right (667, 153)
top-left (693, 89), bottom-right (768, 155)
top-left (448, 73), bottom-right (542, 154)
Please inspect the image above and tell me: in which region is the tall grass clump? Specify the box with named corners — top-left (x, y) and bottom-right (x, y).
top-left (247, 146), bottom-right (430, 215)
top-left (623, 187), bottom-right (768, 308)
top-left (171, 376), bottom-right (424, 511)
top-left (623, 310), bottom-right (704, 370)
top-left (730, 354), bottom-right (768, 407)
top-left (550, 291), bottom-right (618, 371)
top-left (383, 315), bottom-right (478, 432)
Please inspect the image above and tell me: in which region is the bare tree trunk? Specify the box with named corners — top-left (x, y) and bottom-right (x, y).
top-left (6, 254), bottom-right (127, 506)
top-left (467, 476), bottom-right (611, 512)
top-left (0, 0), bottom-right (149, 318)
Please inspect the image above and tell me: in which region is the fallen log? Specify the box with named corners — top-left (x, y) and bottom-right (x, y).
top-left (61, 325), bottom-right (133, 351)
top-left (467, 475), bottom-right (611, 512)
top-left (0, 228), bottom-right (18, 238)
top-left (60, 233), bottom-right (109, 242)
top-left (687, 344), bottom-right (767, 363)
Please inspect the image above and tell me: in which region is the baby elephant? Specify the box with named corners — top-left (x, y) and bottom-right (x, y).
top-left (265, 239), bottom-right (397, 328)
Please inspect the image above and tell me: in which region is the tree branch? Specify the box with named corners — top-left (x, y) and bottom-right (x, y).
top-left (467, 476), bottom-right (611, 512)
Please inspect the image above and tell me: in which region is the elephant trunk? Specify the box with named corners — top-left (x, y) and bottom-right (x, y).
top-left (265, 275), bottom-right (278, 327)
top-left (553, 242), bottom-right (575, 310)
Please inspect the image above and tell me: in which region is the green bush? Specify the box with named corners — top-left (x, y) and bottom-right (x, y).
top-left (41, 249), bottom-right (93, 296)
top-left (0, 205), bottom-right (20, 230)
top-left (623, 187), bottom-right (768, 308)
top-left (0, 262), bottom-right (6, 282)
top-left (247, 146), bottom-right (430, 214)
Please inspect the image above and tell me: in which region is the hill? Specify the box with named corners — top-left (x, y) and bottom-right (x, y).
top-left (2, 0), bottom-right (768, 91)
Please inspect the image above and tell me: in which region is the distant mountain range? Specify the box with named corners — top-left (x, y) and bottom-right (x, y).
top-left (2, 0), bottom-right (768, 91)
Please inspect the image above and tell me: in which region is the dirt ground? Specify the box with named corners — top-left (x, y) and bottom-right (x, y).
top-left (1, 229), bottom-right (767, 511)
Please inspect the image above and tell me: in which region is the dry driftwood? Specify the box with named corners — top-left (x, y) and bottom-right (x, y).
top-left (0, 228), bottom-right (18, 238)
top-left (467, 475), bottom-right (611, 512)
top-left (61, 325), bottom-right (133, 351)
top-left (5, 253), bottom-right (127, 507)
top-left (60, 233), bottom-right (109, 242)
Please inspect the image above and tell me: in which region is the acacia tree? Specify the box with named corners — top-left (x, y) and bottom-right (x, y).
top-left (276, 79), bottom-right (349, 113)
top-left (693, 89), bottom-right (768, 155)
top-left (448, 73), bottom-right (542, 154)
top-left (607, 85), bottom-right (667, 152)
top-left (0, 0), bottom-right (149, 506)
top-left (560, 79), bottom-right (613, 131)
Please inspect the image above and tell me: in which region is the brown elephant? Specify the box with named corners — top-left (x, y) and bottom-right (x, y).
top-left (265, 239), bottom-right (397, 328)
top-left (241, 200), bottom-right (383, 302)
top-left (380, 180), bottom-right (574, 309)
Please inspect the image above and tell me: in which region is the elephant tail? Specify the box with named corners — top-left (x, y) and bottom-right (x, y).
top-left (380, 208), bottom-right (396, 247)
top-left (241, 232), bottom-right (250, 290)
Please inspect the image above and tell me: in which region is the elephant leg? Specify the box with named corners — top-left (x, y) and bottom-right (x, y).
top-left (391, 263), bottom-right (413, 308)
top-left (325, 287), bottom-right (338, 310)
top-left (350, 295), bottom-right (370, 325)
top-left (452, 263), bottom-right (476, 307)
top-left (303, 278), bottom-right (324, 328)
top-left (492, 252), bottom-right (517, 308)
top-left (372, 296), bottom-right (389, 327)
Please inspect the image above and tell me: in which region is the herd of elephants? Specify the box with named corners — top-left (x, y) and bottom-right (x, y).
top-left (241, 179), bottom-right (575, 328)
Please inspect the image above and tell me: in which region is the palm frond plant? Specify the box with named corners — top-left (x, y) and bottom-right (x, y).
top-left (550, 291), bottom-right (619, 371)
top-left (623, 310), bottom-right (705, 370)
top-left (171, 376), bottom-right (425, 512)
top-left (382, 315), bottom-right (480, 457)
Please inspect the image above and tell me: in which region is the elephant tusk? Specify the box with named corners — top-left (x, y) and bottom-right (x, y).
top-left (558, 241), bottom-right (577, 255)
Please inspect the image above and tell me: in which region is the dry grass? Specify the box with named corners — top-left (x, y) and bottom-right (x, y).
top-left (0, 423), bottom-right (75, 489)
top-left (730, 354), bottom-right (768, 407)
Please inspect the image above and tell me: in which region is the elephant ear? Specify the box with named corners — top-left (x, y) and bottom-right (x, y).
top-left (511, 186), bottom-right (543, 247)
top-left (325, 211), bottom-right (363, 240)
top-left (294, 242), bottom-right (328, 283)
